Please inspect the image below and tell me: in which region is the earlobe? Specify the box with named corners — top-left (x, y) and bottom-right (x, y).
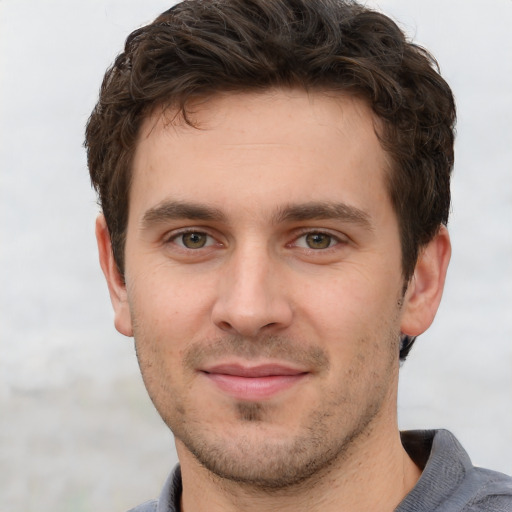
top-left (400, 226), bottom-right (451, 337)
top-left (95, 214), bottom-right (133, 337)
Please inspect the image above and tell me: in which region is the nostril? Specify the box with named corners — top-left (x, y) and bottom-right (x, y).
top-left (214, 317), bottom-right (281, 337)
top-left (217, 320), bottom-right (234, 332)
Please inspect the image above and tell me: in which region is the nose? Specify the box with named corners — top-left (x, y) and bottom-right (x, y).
top-left (211, 244), bottom-right (293, 338)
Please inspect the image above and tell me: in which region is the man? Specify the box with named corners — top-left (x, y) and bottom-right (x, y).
top-left (85, 0), bottom-right (512, 510)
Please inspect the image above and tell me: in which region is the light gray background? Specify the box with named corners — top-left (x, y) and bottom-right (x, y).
top-left (1, 1), bottom-right (511, 511)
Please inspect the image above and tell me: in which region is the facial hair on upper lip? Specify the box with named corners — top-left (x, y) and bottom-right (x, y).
top-left (183, 334), bottom-right (330, 374)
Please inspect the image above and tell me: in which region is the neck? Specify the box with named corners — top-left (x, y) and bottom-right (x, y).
top-left (177, 421), bottom-right (421, 512)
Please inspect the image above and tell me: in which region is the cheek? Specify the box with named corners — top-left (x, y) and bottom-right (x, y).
top-left (127, 269), bottom-right (222, 403)
top-left (129, 287), bottom-right (193, 417)
top-left (301, 269), bottom-right (396, 324)
top-left (298, 270), bottom-right (402, 361)
top-left (128, 263), bottom-right (216, 332)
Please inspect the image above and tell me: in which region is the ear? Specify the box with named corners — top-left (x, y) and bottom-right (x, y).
top-left (400, 225), bottom-right (451, 336)
top-left (95, 214), bottom-right (133, 337)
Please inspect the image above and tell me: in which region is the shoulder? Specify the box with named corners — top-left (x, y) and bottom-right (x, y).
top-left (126, 500), bottom-right (158, 512)
top-left (398, 430), bottom-right (512, 512)
top-left (462, 466), bottom-right (512, 511)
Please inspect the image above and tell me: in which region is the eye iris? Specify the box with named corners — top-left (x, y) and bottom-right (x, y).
top-left (306, 233), bottom-right (331, 249)
top-left (182, 232), bottom-right (207, 249)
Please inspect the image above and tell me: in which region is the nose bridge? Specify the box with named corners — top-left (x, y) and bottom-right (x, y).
top-left (212, 238), bottom-right (292, 336)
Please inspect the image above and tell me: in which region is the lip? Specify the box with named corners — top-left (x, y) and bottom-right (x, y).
top-left (200, 363), bottom-right (308, 401)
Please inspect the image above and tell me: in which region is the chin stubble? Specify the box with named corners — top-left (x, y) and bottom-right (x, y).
top-left (169, 332), bottom-right (397, 491)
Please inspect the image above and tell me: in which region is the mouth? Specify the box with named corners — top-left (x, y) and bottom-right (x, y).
top-left (200, 363), bottom-right (309, 401)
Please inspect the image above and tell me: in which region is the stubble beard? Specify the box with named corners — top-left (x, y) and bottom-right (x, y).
top-left (174, 392), bottom-right (386, 492)
top-left (135, 330), bottom-right (400, 492)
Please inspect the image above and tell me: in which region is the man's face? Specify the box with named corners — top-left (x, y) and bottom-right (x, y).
top-left (113, 90), bottom-right (414, 487)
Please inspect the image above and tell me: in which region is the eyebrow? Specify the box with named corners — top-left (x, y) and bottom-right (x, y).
top-left (273, 202), bottom-right (373, 230)
top-left (141, 200), bottom-right (227, 228)
top-left (141, 199), bottom-right (373, 231)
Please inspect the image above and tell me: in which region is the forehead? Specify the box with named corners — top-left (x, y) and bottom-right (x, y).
top-left (138, 89), bottom-right (383, 154)
top-left (130, 89), bottom-right (392, 222)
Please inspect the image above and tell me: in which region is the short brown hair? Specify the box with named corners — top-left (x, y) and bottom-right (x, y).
top-left (86, 0), bottom-right (455, 290)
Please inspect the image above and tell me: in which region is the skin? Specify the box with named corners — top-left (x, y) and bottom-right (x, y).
top-left (97, 89), bottom-right (451, 512)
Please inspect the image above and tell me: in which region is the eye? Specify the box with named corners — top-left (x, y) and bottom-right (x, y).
top-left (305, 233), bottom-right (333, 249)
top-left (171, 231), bottom-right (215, 249)
top-left (294, 232), bottom-right (339, 250)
